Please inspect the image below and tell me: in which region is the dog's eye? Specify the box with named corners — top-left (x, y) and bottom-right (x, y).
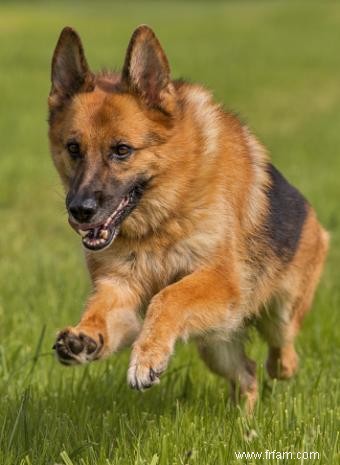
top-left (111, 144), bottom-right (133, 160)
top-left (66, 142), bottom-right (82, 159)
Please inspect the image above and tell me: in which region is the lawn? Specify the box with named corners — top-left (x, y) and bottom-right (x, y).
top-left (0, 1), bottom-right (339, 464)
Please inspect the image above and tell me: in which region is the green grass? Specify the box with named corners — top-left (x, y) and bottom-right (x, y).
top-left (0, 1), bottom-right (339, 464)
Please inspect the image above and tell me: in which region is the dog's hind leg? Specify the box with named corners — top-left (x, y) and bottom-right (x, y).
top-left (257, 297), bottom-right (299, 380)
top-left (197, 334), bottom-right (257, 414)
top-left (258, 218), bottom-right (329, 380)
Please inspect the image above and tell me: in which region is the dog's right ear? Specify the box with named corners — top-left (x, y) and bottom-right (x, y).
top-left (49, 27), bottom-right (94, 105)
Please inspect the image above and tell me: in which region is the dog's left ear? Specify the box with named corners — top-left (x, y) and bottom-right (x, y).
top-left (122, 25), bottom-right (176, 115)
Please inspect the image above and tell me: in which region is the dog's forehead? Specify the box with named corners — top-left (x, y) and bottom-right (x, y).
top-left (69, 90), bottom-right (149, 142)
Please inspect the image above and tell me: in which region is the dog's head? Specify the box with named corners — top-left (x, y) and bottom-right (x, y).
top-left (48, 25), bottom-right (180, 251)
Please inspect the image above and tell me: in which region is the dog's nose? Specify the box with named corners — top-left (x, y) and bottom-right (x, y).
top-left (69, 197), bottom-right (98, 223)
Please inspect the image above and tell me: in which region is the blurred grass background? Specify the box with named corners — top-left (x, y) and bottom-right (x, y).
top-left (0, 1), bottom-right (339, 464)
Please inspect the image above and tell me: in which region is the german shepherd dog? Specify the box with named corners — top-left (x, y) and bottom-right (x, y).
top-left (49, 25), bottom-right (328, 412)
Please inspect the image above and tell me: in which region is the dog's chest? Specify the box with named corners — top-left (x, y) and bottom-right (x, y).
top-left (95, 230), bottom-right (214, 297)
top-left (127, 239), bottom-right (202, 290)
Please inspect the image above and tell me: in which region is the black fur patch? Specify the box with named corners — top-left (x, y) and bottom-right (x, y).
top-left (264, 163), bottom-right (308, 262)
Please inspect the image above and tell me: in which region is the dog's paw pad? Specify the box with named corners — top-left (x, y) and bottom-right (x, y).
top-left (53, 330), bottom-right (104, 365)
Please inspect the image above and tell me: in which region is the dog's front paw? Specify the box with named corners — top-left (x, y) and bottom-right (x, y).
top-left (53, 328), bottom-right (104, 365)
top-left (127, 344), bottom-right (171, 390)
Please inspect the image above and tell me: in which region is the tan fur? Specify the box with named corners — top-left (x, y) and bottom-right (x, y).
top-left (49, 26), bottom-right (329, 411)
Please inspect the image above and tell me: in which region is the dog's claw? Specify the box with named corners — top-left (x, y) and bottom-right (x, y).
top-left (128, 365), bottom-right (161, 391)
top-left (149, 367), bottom-right (157, 382)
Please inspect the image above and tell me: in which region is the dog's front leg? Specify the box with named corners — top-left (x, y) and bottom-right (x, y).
top-left (54, 280), bottom-right (141, 365)
top-left (128, 264), bottom-right (240, 390)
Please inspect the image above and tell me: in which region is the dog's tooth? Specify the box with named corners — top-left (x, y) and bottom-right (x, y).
top-left (100, 229), bottom-right (109, 240)
top-left (79, 229), bottom-right (88, 237)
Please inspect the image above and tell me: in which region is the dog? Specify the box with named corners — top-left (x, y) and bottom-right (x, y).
top-left (49, 25), bottom-right (329, 412)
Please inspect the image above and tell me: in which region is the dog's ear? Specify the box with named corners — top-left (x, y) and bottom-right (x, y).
top-left (50, 27), bottom-right (94, 104)
top-left (122, 25), bottom-right (176, 115)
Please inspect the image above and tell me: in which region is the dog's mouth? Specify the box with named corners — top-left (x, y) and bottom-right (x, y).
top-left (70, 181), bottom-right (147, 252)
top-left (78, 195), bottom-right (129, 251)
